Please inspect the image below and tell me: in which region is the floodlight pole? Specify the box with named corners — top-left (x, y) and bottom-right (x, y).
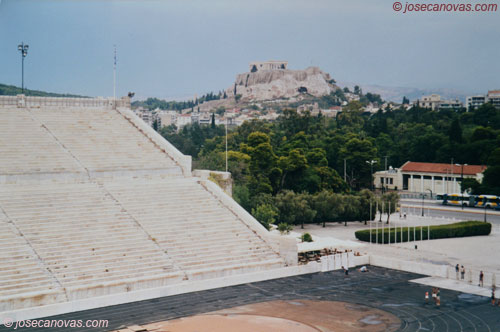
top-left (366, 160), bottom-right (377, 191)
top-left (18, 42), bottom-right (29, 94)
top-left (456, 163), bottom-right (467, 210)
top-left (225, 116), bottom-right (228, 172)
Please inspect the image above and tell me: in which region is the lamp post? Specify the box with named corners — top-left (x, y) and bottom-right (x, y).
top-left (455, 163), bottom-right (467, 210)
top-left (17, 42), bottom-right (29, 94)
top-left (366, 160), bottom-right (377, 191)
top-left (422, 189), bottom-right (432, 217)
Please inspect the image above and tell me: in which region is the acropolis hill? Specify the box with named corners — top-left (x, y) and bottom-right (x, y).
top-left (226, 62), bottom-right (339, 102)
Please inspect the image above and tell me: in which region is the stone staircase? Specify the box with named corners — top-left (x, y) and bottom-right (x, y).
top-left (0, 104), bottom-right (287, 312)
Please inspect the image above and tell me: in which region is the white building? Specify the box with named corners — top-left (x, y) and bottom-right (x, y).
top-left (415, 94), bottom-right (463, 110)
top-left (466, 90), bottom-right (500, 111)
top-left (374, 161), bottom-right (487, 194)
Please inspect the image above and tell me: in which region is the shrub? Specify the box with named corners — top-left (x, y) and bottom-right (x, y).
top-left (355, 221), bottom-right (491, 244)
top-left (278, 222), bottom-right (293, 235)
top-left (301, 233), bottom-right (313, 242)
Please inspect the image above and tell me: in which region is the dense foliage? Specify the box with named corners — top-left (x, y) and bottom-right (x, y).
top-left (132, 91), bottom-right (226, 111)
top-left (355, 221), bottom-right (491, 243)
top-left (0, 83), bottom-right (86, 98)
top-left (160, 102), bottom-right (500, 226)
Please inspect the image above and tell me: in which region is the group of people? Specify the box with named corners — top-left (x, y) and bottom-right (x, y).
top-left (455, 264), bottom-right (466, 280)
top-left (425, 288), bottom-right (441, 306)
top-left (455, 264), bottom-right (485, 287)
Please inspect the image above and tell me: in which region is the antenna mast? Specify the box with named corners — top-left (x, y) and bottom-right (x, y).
top-left (113, 45), bottom-right (117, 102)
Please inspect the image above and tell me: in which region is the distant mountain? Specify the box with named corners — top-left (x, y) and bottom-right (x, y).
top-left (0, 83), bottom-right (87, 98)
top-left (337, 81), bottom-right (472, 104)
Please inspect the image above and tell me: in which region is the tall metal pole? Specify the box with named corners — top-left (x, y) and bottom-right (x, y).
top-left (22, 54), bottom-right (24, 93)
top-left (113, 45), bottom-right (117, 102)
top-left (421, 194), bottom-right (425, 217)
top-left (484, 197), bottom-right (487, 222)
top-left (225, 117), bottom-right (228, 172)
top-left (18, 42), bottom-right (29, 94)
top-left (461, 164), bottom-right (464, 210)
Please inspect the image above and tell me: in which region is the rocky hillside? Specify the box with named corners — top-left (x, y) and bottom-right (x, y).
top-left (226, 66), bottom-right (338, 102)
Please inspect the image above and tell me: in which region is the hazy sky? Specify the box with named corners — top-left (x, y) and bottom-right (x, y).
top-left (1, 0), bottom-right (499, 100)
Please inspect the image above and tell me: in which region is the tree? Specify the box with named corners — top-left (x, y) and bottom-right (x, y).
top-left (251, 204), bottom-right (278, 230)
top-left (461, 178), bottom-right (481, 194)
top-left (402, 96), bottom-right (410, 105)
top-left (377, 192), bottom-right (399, 224)
top-left (210, 113), bottom-right (215, 128)
top-left (312, 190), bottom-right (344, 227)
top-left (339, 137), bottom-right (378, 189)
top-left (274, 191), bottom-right (316, 229)
top-left (448, 118), bottom-right (463, 144)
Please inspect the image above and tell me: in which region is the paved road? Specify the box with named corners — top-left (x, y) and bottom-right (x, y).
top-left (3, 267), bottom-right (499, 332)
top-left (400, 199), bottom-right (500, 224)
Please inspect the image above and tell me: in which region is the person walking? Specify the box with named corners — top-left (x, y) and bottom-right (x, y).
top-left (432, 287), bottom-right (437, 304)
top-left (425, 291), bottom-right (429, 304)
top-left (455, 264), bottom-right (459, 280)
top-left (436, 288), bottom-right (441, 307)
top-left (492, 288), bottom-right (496, 306)
top-left (479, 271), bottom-right (484, 287)
top-left (460, 265), bottom-right (465, 280)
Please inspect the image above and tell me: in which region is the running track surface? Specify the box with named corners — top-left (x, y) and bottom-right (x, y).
top-left (2, 266), bottom-right (499, 332)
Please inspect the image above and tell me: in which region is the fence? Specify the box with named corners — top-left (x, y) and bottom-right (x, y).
top-left (0, 95), bottom-right (131, 109)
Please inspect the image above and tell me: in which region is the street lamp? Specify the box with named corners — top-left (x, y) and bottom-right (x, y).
top-left (17, 42), bottom-right (29, 94)
top-left (366, 160), bottom-right (377, 191)
top-left (455, 163), bottom-right (468, 210)
top-left (422, 189), bottom-right (432, 217)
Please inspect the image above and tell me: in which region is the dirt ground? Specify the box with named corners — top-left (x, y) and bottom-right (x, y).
top-left (116, 300), bottom-right (400, 332)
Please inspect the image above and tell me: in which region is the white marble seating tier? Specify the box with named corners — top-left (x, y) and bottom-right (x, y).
top-left (103, 178), bottom-right (284, 273)
top-left (0, 109), bottom-right (84, 175)
top-left (30, 108), bottom-right (181, 173)
top-left (0, 182), bottom-right (182, 296)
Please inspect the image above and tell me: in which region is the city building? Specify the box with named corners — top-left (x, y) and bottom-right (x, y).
top-left (415, 94), bottom-right (463, 111)
top-left (438, 99), bottom-right (463, 110)
top-left (373, 161), bottom-right (487, 194)
top-left (466, 90), bottom-right (500, 111)
top-left (158, 110), bottom-right (178, 128)
top-left (417, 94), bottom-right (442, 110)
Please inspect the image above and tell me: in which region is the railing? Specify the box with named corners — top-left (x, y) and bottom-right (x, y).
top-left (0, 95), bottom-right (131, 109)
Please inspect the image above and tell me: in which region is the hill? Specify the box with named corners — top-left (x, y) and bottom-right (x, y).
top-left (0, 83), bottom-right (87, 98)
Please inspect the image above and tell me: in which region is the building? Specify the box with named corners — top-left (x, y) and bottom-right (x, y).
top-left (417, 94), bottom-right (442, 110)
top-left (438, 99), bottom-right (463, 110)
top-left (158, 110), bottom-right (178, 128)
top-left (373, 161), bottom-right (487, 194)
top-left (487, 90), bottom-right (500, 108)
top-left (466, 90), bottom-right (500, 111)
top-left (249, 60), bottom-right (288, 72)
top-left (415, 94), bottom-right (463, 111)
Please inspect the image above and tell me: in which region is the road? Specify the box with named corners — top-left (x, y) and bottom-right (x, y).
top-left (400, 199), bottom-right (500, 224)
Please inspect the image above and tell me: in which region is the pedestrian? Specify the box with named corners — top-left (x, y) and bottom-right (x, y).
top-left (404, 212), bottom-right (407, 219)
top-left (436, 288), bottom-right (441, 307)
top-left (492, 288), bottom-right (496, 306)
top-left (432, 287), bottom-right (437, 304)
top-left (455, 264), bottom-right (459, 280)
top-left (479, 271), bottom-right (484, 287)
top-left (460, 265), bottom-right (465, 280)
top-left (344, 266), bottom-right (349, 276)
top-left (425, 291), bottom-right (429, 304)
